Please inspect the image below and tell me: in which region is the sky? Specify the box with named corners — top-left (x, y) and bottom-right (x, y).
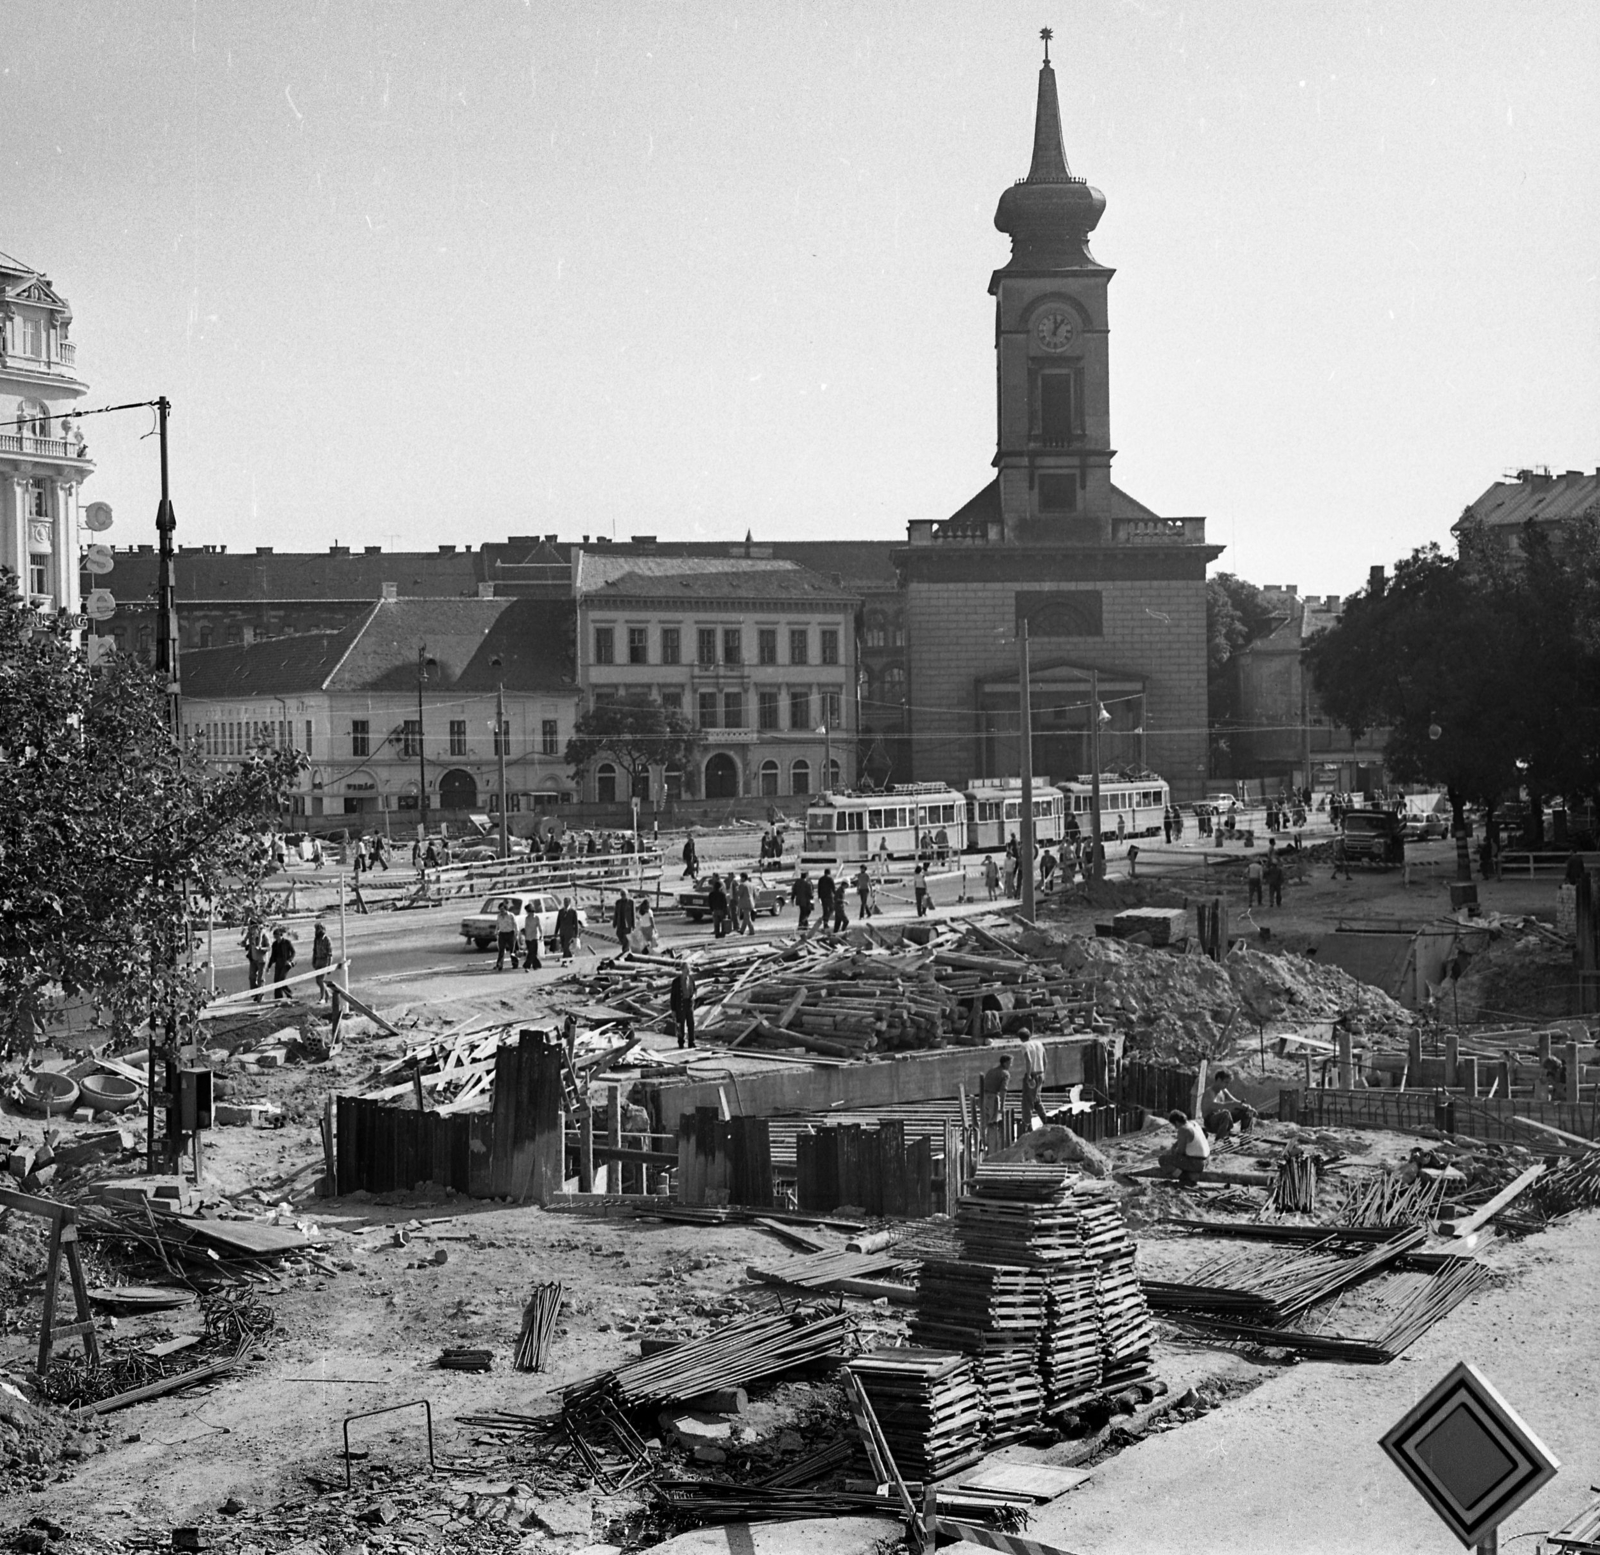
top-left (5, 1), bottom-right (1597, 595)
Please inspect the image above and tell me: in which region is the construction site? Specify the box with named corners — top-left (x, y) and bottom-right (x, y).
top-left (3, 828), bottom-right (1600, 1555)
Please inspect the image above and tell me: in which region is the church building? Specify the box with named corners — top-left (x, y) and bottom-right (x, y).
top-left (897, 39), bottom-right (1220, 801)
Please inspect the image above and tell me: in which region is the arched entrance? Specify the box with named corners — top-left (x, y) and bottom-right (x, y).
top-left (704, 753), bottom-right (740, 799)
top-left (439, 769), bottom-right (478, 810)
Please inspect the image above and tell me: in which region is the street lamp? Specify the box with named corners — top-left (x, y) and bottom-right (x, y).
top-left (815, 721), bottom-right (832, 793)
top-left (490, 655), bottom-right (509, 860)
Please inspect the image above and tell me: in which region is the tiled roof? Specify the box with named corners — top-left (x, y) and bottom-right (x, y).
top-left (573, 552), bottom-right (807, 595)
top-left (98, 548), bottom-right (488, 602)
top-left (1457, 470), bottom-right (1600, 531)
top-left (178, 598), bottom-right (576, 699)
top-left (586, 567), bottom-right (857, 602)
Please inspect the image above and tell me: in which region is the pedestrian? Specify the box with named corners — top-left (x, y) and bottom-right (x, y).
top-left (793, 871), bottom-right (815, 932)
top-left (494, 901), bottom-right (520, 971)
top-left (875, 836), bottom-right (890, 872)
top-left (268, 927), bottom-right (296, 999)
top-left (374, 835), bottom-right (390, 870)
top-left (1334, 836), bottom-right (1353, 881)
top-left (611, 889), bottom-right (636, 953)
top-left (1040, 847), bottom-right (1056, 893)
top-left (636, 898), bottom-right (658, 953)
top-left (1173, 806), bottom-right (1185, 840)
top-left (681, 834), bottom-right (699, 879)
top-left (1162, 807), bottom-right (1173, 844)
top-left (1116, 812), bottom-right (1127, 844)
top-left (411, 837), bottom-right (422, 868)
top-left (1246, 856), bottom-right (1264, 905)
top-left (424, 840), bottom-right (439, 870)
top-left (555, 896), bottom-right (581, 963)
top-left (980, 1054), bottom-right (1012, 1154)
top-left (1019, 1026), bottom-right (1046, 1128)
top-left (983, 854), bottom-right (999, 901)
top-left (707, 873), bottom-right (730, 938)
top-left (1265, 854), bottom-right (1284, 907)
top-left (1126, 842), bottom-right (1139, 879)
top-left (1059, 847), bottom-right (1077, 890)
top-left (913, 863), bottom-right (931, 917)
top-left (669, 959), bottom-right (697, 1049)
top-left (311, 919), bottom-right (333, 1001)
top-left (817, 869), bottom-right (837, 931)
top-left (311, 837), bottom-right (325, 869)
top-left (734, 874), bottom-right (755, 935)
top-left (1158, 1109), bottom-right (1211, 1185)
top-left (241, 918), bottom-right (269, 1000)
top-left (1003, 852), bottom-right (1018, 897)
top-left (854, 863), bottom-right (872, 919)
top-left (520, 908), bottom-right (543, 970)
top-left (831, 875), bottom-right (850, 932)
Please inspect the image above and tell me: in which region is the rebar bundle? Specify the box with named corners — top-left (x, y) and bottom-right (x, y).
top-left (514, 1280), bottom-right (564, 1372)
top-left (1339, 1171), bottom-right (1446, 1229)
top-left (1266, 1151), bottom-right (1319, 1214)
top-left (1529, 1147), bottom-right (1600, 1219)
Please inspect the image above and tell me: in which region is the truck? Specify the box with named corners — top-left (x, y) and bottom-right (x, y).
top-left (1339, 810), bottom-right (1406, 868)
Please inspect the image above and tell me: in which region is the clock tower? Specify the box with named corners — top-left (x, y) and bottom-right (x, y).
top-left (896, 35), bottom-right (1222, 803)
top-left (991, 33), bottom-right (1114, 538)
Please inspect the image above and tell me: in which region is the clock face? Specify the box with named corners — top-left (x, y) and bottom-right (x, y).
top-left (1035, 309), bottom-right (1077, 352)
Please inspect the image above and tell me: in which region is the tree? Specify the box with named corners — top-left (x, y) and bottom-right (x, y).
top-left (1303, 522), bottom-right (1600, 850)
top-left (1206, 572), bottom-right (1287, 729)
top-left (564, 695), bottom-right (703, 799)
top-left (0, 574), bottom-right (303, 1053)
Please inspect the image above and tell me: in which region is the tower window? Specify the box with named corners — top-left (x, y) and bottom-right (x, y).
top-left (1036, 368), bottom-right (1079, 445)
top-left (1038, 474), bottom-right (1078, 514)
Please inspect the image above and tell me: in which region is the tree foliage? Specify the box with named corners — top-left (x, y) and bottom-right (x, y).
top-left (1207, 573), bottom-right (1286, 725)
top-left (564, 695), bottom-right (703, 795)
top-left (1304, 522), bottom-right (1600, 824)
top-left (0, 575), bottom-right (303, 1053)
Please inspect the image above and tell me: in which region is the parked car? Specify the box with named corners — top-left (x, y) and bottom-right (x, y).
top-left (459, 892), bottom-right (574, 950)
top-left (1202, 794), bottom-right (1242, 813)
top-left (1401, 813), bottom-right (1448, 842)
top-left (677, 878), bottom-right (789, 922)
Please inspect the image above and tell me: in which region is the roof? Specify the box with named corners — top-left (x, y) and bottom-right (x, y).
top-left (938, 477), bottom-right (1163, 528)
top-left (1456, 469), bottom-right (1600, 532)
top-left (101, 547), bottom-right (488, 602)
top-left (178, 597), bottom-right (576, 700)
top-left (573, 551), bottom-right (809, 594)
top-left (584, 565), bottom-right (857, 603)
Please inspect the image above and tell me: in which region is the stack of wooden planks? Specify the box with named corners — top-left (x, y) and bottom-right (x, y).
top-left (846, 1348), bottom-right (987, 1480)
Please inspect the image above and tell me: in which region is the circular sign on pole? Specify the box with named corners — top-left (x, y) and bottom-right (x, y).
top-left (85, 589), bottom-right (116, 621)
top-left (83, 544), bottom-right (115, 576)
top-left (83, 501), bottom-right (114, 532)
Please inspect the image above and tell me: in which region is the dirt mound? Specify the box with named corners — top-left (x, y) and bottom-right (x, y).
top-left (1449, 928), bottom-right (1574, 1023)
top-left (1010, 927), bottom-right (1412, 1062)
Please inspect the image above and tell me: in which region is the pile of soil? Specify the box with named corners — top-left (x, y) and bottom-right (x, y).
top-left (1448, 928), bottom-right (1575, 1023)
top-left (1010, 928), bottom-right (1412, 1061)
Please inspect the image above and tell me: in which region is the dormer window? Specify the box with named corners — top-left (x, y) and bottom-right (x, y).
top-left (22, 315), bottom-right (45, 358)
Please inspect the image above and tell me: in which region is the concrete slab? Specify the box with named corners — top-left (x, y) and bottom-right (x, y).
top-left (645, 1516), bottom-right (901, 1555)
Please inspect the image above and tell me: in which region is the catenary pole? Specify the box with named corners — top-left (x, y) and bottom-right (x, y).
top-left (1018, 615), bottom-right (1035, 919)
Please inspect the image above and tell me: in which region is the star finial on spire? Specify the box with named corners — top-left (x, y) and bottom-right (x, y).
top-left (1040, 27), bottom-right (1053, 65)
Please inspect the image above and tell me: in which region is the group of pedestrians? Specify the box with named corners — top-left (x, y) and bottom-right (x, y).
top-left (240, 917), bottom-right (335, 1002)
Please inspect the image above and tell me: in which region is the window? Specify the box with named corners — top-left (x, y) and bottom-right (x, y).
top-left (593, 687), bottom-right (619, 704)
top-left (22, 316), bottom-right (43, 358)
top-left (1039, 370), bottom-right (1075, 445)
top-left (790, 759), bottom-right (811, 795)
top-left (698, 691), bottom-right (718, 728)
top-left (628, 626), bottom-right (648, 665)
top-left (226, 626), bottom-right (242, 644)
top-left (758, 690), bottom-right (780, 730)
top-left (697, 627), bottom-right (717, 666)
top-left (493, 720), bottom-right (510, 756)
top-left (759, 759), bottom-right (779, 796)
top-left (758, 628), bottom-right (778, 665)
top-left (723, 691), bottom-right (744, 728)
top-left (822, 690), bottom-right (842, 727)
top-left (199, 626), bottom-right (214, 648)
top-left (1038, 474), bottom-right (1078, 513)
top-left (882, 666), bottom-right (907, 703)
top-left (790, 689), bottom-right (811, 729)
top-left (891, 620), bottom-right (905, 647)
top-left (596, 763), bottom-right (617, 803)
top-left (28, 481), bottom-right (49, 518)
top-left (828, 758), bottom-right (842, 790)
top-left (661, 690), bottom-right (683, 716)
top-left (1018, 590), bottom-right (1103, 638)
top-left (661, 627), bottom-right (681, 665)
top-left (28, 559), bottom-right (48, 597)
top-left (305, 720), bottom-right (313, 758)
top-left (789, 628), bottom-right (808, 665)
top-left (449, 719), bottom-right (467, 756)
top-left (723, 627), bottom-right (742, 665)
top-left (864, 619), bottom-right (886, 650)
top-left (401, 718), bottom-right (421, 758)
top-left (820, 628), bottom-right (840, 666)
top-left (594, 626), bottom-right (615, 664)
top-left (541, 719), bottom-right (558, 756)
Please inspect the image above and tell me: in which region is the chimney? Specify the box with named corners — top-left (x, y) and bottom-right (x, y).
top-left (381, 582), bottom-right (398, 601)
top-left (364, 545), bottom-right (382, 554)
top-left (477, 582), bottom-right (495, 599)
top-left (329, 544), bottom-right (350, 556)
top-left (1368, 565), bottom-right (1386, 596)
top-left (439, 544), bottom-right (456, 554)
top-left (256, 546), bottom-right (273, 555)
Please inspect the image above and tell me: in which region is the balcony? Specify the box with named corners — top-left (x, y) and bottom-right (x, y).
top-left (906, 516), bottom-right (1005, 547)
top-left (1114, 517), bottom-right (1207, 545)
top-left (0, 431), bottom-right (91, 464)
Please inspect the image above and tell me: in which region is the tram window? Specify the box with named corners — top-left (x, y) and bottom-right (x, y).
top-left (848, 812), bottom-right (865, 831)
top-left (869, 808), bottom-right (884, 828)
top-left (916, 807), bottom-right (927, 825)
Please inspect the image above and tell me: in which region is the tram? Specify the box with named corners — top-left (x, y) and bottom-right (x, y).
top-left (800, 784), bottom-right (969, 865)
top-left (1056, 774), bottom-right (1171, 841)
top-left (963, 779), bottom-right (1068, 851)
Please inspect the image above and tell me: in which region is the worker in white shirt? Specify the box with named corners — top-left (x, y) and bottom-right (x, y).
top-left (1018, 1027), bottom-right (1047, 1128)
top-left (1158, 1108), bottom-right (1211, 1185)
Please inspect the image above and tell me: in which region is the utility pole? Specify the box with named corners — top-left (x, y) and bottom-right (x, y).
top-left (496, 679), bottom-right (509, 860)
top-left (1089, 668), bottom-right (1104, 880)
top-left (153, 397), bottom-right (181, 736)
top-left (416, 646), bottom-right (430, 831)
top-left (1018, 614), bottom-right (1035, 919)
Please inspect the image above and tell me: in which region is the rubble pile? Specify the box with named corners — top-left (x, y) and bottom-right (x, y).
top-left (1036, 933), bottom-right (1412, 1059)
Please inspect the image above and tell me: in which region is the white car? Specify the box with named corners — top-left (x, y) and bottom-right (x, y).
top-left (1203, 794), bottom-right (1242, 812)
top-left (459, 892), bottom-right (566, 951)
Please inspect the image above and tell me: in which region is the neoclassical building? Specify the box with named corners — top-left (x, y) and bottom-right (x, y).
top-left (896, 44), bottom-right (1221, 800)
top-left (1, 251), bottom-right (93, 622)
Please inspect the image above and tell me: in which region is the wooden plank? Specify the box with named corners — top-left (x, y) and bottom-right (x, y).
top-left (1440, 1162), bottom-right (1544, 1238)
top-left (959, 1461), bottom-right (1093, 1501)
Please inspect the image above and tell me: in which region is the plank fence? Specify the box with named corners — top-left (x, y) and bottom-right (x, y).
top-left (794, 1120), bottom-right (934, 1218)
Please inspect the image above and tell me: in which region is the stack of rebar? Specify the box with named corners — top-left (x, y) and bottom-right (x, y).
top-left (1529, 1147), bottom-right (1600, 1219)
top-left (1340, 1172), bottom-right (1445, 1228)
top-left (846, 1348), bottom-right (986, 1480)
top-left (515, 1281), bottom-right (564, 1372)
top-left (1268, 1151), bottom-right (1320, 1214)
top-left (435, 1347), bottom-right (493, 1371)
top-left (563, 1303), bottom-right (848, 1414)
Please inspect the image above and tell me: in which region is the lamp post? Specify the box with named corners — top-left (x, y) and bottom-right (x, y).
top-left (1089, 668), bottom-right (1105, 880)
top-left (415, 647), bottom-right (435, 832)
top-left (816, 721), bottom-right (832, 793)
top-left (1017, 614), bottom-right (1036, 920)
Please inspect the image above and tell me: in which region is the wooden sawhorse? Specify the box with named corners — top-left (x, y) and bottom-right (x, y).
top-left (0, 1186), bottom-right (100, 1374)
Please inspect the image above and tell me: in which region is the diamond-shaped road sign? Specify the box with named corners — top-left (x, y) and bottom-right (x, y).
top-left (1381, 1361), bottom-right (1559, 1549)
